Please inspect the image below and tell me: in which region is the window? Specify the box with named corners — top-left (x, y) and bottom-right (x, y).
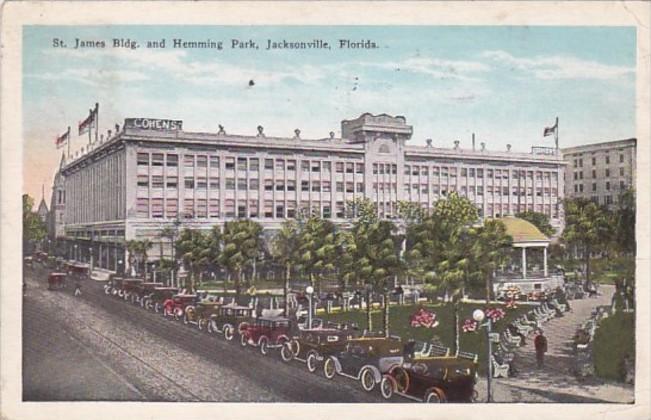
top-left (322, 161), bottom-right (331, 172)
top-left (619, 167), bottom-right (625, 176)
top-left (322, 181), bottom-right (331, 192)
top-left (137, 175), bottom-right (149, 187)
top-left (166, 198), bottom-right (178, 218)
top-left (225, 199), bottom-right (235, 218)
top-left (301, 181), bottom-right (309, 192)
top-left (357, 183), bottom-right (365, 193)
top-left (265, 179), bottom-right (274, 191)
top-left (167, 176), bottom-right (178, 189)
top-left (620, 180), bottom-right (626, 190)
top-left (136, 198), bottom-right (148, 217)
top-left (606, 181), bottom-right (611, 191)
top-left (579, 158), bottom-right (583, 167)
top-left (197, 199), bottom-right (207, 218)
top-left (379, 165), bottom-right (385, 175)
top-left (312, 181), bottom-right (321, 192)
top-left (197, 156), bottom-right (208, 168)
top-left (574, 172), bottom-right (578, 181)
top-left (323, 206), bottom-right (331, 219)
top-left (287, 180), bottom-right (295, 192)
top-left (238, 201), bottom-right (247, 218)
top-left (238, 178), bottom-right (247, 190)
top-left (249, 158), bottom-right (259, 171)
top-left (184, 177), bottom-right (194, 189)
top-left (579, 184), bottom-right (584, 193)
top-left (264, 200), bottom-right (273, 218)
top-left (477, 186), bottom-right (484, 195)
top-left (137, 153), bottom-right (149, 166)
top-left (209, 155), bottom-right (219, 169)
top-left (620, 154), bottom-right (625, 163)
top-left (275, 159), bottom-right (285, 171)
top-left (286, 202), bottom-right (296, 218)
top-left (287, 160), bottom-right (296, 171)
top-left (265, 159), bottom-right (274, 170)
top-left (184, 155), bottom-right (195, 168)
top-left (209, 177), bottom-right (219, 189)
top-left (346, 162), bottom-right (354, 174)
top-left (249, 200), bottom-right (258, 218)
top-left (336, 202), bottom-right (345, 218)
top-left (167, 154), bottom-right (178, 167)
top-left (225, 157), bottom-right (235, 170)
top-left (487, 169), bottom-right (493, 178)
top-left (412, 166), bottom-right (419, 176)
top-left (152, 153), bottom-right (164, 166)
top-left (312, 162), bottom-right (321, 173)
top-left (183, 199), bottom-right (194, 218)
top-left (477, 169), bottom-right (484, 178)
top-left (336, 162), bottom-right (344, 173)
top-left (579, 171), bottom-right (583, 179)
top-left (209, 199), bottom-right (220, 218)
top-left (237, 157), bottom-right (247, 171)
top-left (152, 175), bottom-right (164, 188)
top-left (336, 182), bottom-right (343, 192)
top-left (573, 159), bottom-right (577, 168)
top-left (605, 156), bottom-right (610, 164)
top-left (356, 163), bottom-right (364, 173)
top-left (461, 168), bottom-right (467, 177)
top-left (197, 177), bottom-right (207, 189)
top-left (606, 195), bottom-right (613, 205)
top-left (276, 205), bottom-right (285, 218)
top-left (249, 179), bottom-right (259, 190)
top-left (574, 185), bottom-right (578, 193)
top-left (225, 178), bottom-right (235, 190)
top-left (346, 182), bottom-right (354, 193)
top-left (605, 169), bottom-right (610, 177)
top-left (592, 157), bottom-right (596, 166)
top-left (301, 161), bottom-right (310, 172)
top-left (592, 170), bottom-right (596, 179)
top-left (391, 165), bottom-right (397, 174)
top-left (276, 180), bottom-right (285, 191)
top-left (592, 183), bottom-right (597, 192)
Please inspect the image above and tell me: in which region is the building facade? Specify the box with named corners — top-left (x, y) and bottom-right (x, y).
top-left (55, 113), bottom-right (566, 272)
top-left (561, 138), bottom-right (636, 209)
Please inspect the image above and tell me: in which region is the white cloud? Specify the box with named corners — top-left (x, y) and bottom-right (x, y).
top-left (361, 57), bottom-right (490, 82)
top-left (481, 50), bottom-right (634, 80)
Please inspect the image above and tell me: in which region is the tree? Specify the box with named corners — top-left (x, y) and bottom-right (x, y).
top-left (271, 220), bottom-right (302, 315)
top-left (613, 188), bottom-right (635, 256)
top-left (126, 239), bottom-right (153, 278)
top-left (23, 194), bottom-right (47, 254)
top-left (219, 220), bottom-right (263, 296)
top-left (176, 229), bottom-right (213, 292)
top-left (470, 219), bottom-right (513, 304)
top-left (433, 191), bottom-right (479, 227)
top-left (515, 211), bottom-right (555, 237)
top-left (562, 198), bottom-right (612, 284)
top-left (298, 216), bottom-right (338, 294)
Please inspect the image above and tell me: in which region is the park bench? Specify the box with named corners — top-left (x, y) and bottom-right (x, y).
top-left (502, 329), bottom-right (522, 347)
top-left (490, 354), bottom-right (510, 378)
top-left (512, 320), bottom-right (534, 335)
top-left (458, 350), bottom-right (478, 363)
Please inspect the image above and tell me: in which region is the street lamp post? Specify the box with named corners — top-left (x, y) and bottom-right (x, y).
top-left (73, 244), bottom-right (78, 262)
top-left (89, 246), bottom-right (93, 272)
top-left (305, 285), bottom-right (314, 329)
top-left (473, 309), bottom-right (493, 403)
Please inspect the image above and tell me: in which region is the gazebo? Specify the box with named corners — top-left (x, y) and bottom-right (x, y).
top-left (493, 216), bottom-right (563, 295)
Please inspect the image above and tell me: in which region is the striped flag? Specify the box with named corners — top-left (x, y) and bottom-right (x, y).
top-left (55, 129), bottom-right (69, 148)
top-left (543, 119), bottom-right (558, 137)
top-left (78, 106), bottom-right (98, 135)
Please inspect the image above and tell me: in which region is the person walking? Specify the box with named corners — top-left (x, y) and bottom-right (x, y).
top-left (74, 278), bottom-right (82, 297)
top-left (534, 329), bottom-right (548, 369)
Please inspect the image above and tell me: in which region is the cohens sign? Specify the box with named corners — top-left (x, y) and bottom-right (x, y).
top-left (124, 118), bottom-right (183, 131)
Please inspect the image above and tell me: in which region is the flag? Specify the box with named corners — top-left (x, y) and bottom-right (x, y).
top-left (543, 121), bottom-right (557, 137)
top-left (78, 106), bottom-right (97, 135)
top-left (55, 130), bottom-right (69, 148)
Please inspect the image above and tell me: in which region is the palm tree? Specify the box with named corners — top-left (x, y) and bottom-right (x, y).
top-left (271, 220), bottom-right (301, 315)
top-left (176, 229), bottom-right (212, 292)
top-left (298, 216), bottom-right (338, 295)
top-left (219, 220), bottom-right (263, 296)
top-left (470, 219), bottom-right (513, 304)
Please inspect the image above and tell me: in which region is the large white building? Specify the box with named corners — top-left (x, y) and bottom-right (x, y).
top-left (51, 113), bottom-right (566, 272)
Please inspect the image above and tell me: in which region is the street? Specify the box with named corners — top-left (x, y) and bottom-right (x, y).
top-left (23, 265), bottom-right (388, 402)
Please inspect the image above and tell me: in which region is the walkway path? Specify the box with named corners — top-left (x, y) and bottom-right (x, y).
top-left (491, 285), bottom-right (634, 403)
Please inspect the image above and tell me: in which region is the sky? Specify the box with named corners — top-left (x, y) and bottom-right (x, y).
top-left (23, 25), bottom-right (636, 204)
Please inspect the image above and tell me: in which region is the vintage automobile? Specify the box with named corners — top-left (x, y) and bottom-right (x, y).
top-left (144, 287), bottom-right (179, 313)
top-left (65, 262), bottom-right (89, 278)
top-left (183, 300), bottom-right (223, 330)
top-left (239, 316), bottom-right (291, 355)
top-left (121, 278), bottom-right (144, 303)
top-left (47, 272), bottom-right (67, 290)
top-left (379, 356), bottom-right (478, 402)
top-left (24, 256), bottom-right (34, 268)
top-left (162, 294), bottom-right (197, 320)
top-left (280, 325), bottom-right (359, 372)
top-left (104, 277), bottom-right (125, 296)
top-left (322, 336), bottom-right (404, 391)
top-left (134, 282), bottom-right (164, 307)
top-left (208, 304), bottom-right (255, 340)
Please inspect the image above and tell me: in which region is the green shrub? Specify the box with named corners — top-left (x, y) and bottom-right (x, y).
top-left (593, 312), bottom-right (635, 382)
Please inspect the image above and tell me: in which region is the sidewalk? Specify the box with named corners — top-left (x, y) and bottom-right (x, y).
top-left (493, 285), bottom-right (634, 403)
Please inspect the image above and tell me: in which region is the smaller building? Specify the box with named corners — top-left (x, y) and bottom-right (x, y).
top-left (562, 138), bottom-right (636, 209)
top-left (493, 216), bottom-right (563, 295)
top-left (36, 186), bottom-right (49, 224)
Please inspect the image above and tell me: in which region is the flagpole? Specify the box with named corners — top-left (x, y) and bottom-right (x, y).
top-left (555, 116), bottom-right (559, 151)
top-left (95, 102), bottom-right (99, 144)
top-left (88, 108), bottom-right (92, 146)
top-left (67, 126), bottom-right (71, 159)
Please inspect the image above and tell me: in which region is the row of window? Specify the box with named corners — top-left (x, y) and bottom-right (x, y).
top-left (404, 165), bottom-right (559, 181)
top-left (404, 184), bottom-right (558, 197)
top-left (573, 153), bottom-right (626, 168)
top-left (574, 180), bottom-right (627, 193)
top-left (573, 167), bottom-right (626, 180)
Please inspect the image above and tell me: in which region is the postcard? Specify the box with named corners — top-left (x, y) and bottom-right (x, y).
top-left (1, 1), bottom-right (649, 419)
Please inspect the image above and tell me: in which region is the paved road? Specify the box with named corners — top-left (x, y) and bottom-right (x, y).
top-left (23, 265), bottom-right (390, 402)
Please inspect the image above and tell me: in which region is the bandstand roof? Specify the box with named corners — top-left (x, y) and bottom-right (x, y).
top-left (497, 217), bottom-right (550, 245)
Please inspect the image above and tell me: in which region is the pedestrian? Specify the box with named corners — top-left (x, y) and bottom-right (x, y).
top-left (74, 278), bottom-right (82, 297)
top-left (534, 329), bottom-right (548, 369)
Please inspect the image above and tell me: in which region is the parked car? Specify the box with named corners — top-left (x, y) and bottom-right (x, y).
top-left (281, 324), bottom-right (359, 372)
top-left (322, 336), bottom-right (404, 391)
top-left (183, 300), bottom-right (222, 330)
top-left (121, 278), bottom-right (144, 303)
top-left (208, 304), bottom-right (254, 340)
top-left (47, 272), bottom-right (67, 290)
top-left (162, 294), bottom-right (197, 320)
top-left (379, 356), bottom-right (478, 402)
top-left (104, 277), bottom-right (124, 296)
top-left (133, 282), bottom-right (164, 307)
top-left (240, 316), bottom-right (291, 355)
top-left (144, 287), bottom-right (179, 313)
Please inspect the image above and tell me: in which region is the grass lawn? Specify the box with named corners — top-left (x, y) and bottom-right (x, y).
top-left (593, 311), bottom-right (635, 382)
top-left (321, 302), bottom-right (531, 374)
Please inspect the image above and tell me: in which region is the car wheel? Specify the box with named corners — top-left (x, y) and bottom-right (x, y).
top-left (207, 320), bottom-right (216, 334)
top-left (174, 308), bottom-right (183, 320)
top-left (280, 342), bottom-right (294, 362)
top-left (183, 313), bottom-right (190, 325)
top-left (390, 365), bottom-right (410, 393)
top-left (104, 286), bottom-right (111, 295)
top-left (224, 325), bottom-right (234, 341)
top-left (154, 302), bottom-right (161, 313)
top-left (360, 368), bottom-right (376, 392)
top-left (323, 357), bottom-right (336, 379)
top-left (306, 352), bottom-right (318, 373)
top-left (380, 375), bottom-right (396, 399)
top-left (240, 332), bottom-right (248, 347)
top-left (259, 337), bottom-right (269, 355)
top-left (144, 299), bottom-right (152, 310)
top-left (425, 387), bottom-right (446, 403)
top-left (197, 318), bottom-right (205, 331)
top-left (290, 339), bottom-right (300, 357)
